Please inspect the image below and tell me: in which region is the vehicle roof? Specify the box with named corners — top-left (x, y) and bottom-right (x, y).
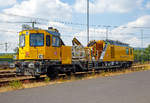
top-left (19, 29), bottom-right (61, 36)
top-left (104, 39), bottom-right (129, 47)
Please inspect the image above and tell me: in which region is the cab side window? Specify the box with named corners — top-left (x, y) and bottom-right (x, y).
top-left (52, 36), bottom-right (60, 47)
top-left (46, 35), bottom-right (50, 46)
top-left (130, 48), bottom-right (133, 55)
top-left (126, 48), bottom-right (129, 55)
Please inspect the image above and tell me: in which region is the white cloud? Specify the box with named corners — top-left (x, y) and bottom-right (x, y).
top-left (0, 0), bottom-right (73, 53)
top-left (110, 15), bottom-right (150, 47)
top-left (107, 15), bottom-right (150, 47)
top-left (74, 0), bottom-right (144, 13)
top-left (146, 2), bottom-right (150, 9)
top-left (75, 15), bottom-right (150, 47)
top-left (127, 15), bottom-right (150, 27)
top-left (0, 0), bottom-right (16, 7)
top-left (3, 0), bottom-right (72, 19)
top-left (0, 0), bottom-right (150, 53)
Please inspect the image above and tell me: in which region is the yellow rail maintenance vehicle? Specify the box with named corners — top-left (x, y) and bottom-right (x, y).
top-left (87, 40), bottom-right (134, 68)
top-left (14, 26), bottom-right (134, 78)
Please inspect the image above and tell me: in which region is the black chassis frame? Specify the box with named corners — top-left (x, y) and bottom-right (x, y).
top-left (15, 59), bottom-right (133, 77)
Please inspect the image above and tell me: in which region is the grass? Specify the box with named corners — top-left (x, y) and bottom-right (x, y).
top-left (9, 80), bottom-right (23, 89)
top-left (0, 68), bottom-right (15, 71)
top-left (44, 77), bottom-right (50, 83)
top-left (0, 53), bottom-right (14, 59)
top-left (0, 63), bottom-right (150, 93)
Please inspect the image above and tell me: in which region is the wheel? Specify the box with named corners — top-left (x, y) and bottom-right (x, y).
top-left (47, 67), bottom-right (58, 79)
top-left (66, 71), bottom-right (72, 76)
top-left (35, 75), bottom-right (40, 79)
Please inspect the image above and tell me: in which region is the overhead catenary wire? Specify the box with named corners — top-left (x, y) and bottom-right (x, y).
top-left (0, 13), bottom-right (150, 53)
top-left (1, 12), bottom-right (150, 29)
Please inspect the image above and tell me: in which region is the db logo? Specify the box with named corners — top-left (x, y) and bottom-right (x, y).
top-left (26, 52), bottom-right (29, 56)
top-left (54, 52), bottom-right (57, 55)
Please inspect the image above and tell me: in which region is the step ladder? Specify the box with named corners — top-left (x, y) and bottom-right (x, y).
top-left (88, 61), bottom-right (93, 70)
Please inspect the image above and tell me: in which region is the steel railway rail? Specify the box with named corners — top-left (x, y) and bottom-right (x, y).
top-left (0, 64), bottom-right (148, 87)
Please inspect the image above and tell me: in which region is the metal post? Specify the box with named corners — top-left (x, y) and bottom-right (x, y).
top-left (5, 42), bottom-right (8, 52)
top-left (32, 21), bottom-right (35, 29)
top-left (141, 29), bottom-right (143, 63)
top-left (87, 0), bottom-right (89, 44)
top-left (104, 26), bottom-right (111, 40)
top-left (106, 27), bottom-right (108, 40)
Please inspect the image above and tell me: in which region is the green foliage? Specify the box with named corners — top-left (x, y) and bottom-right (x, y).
top-left (44, 77), bottom-right (50, 83)
top-left (0, 53), bottom-right (16, 62)
top-left (134, 45), bottom-right (150, 63)
top-left (100, 70), bottom-right (106, 76)
top-left (9, 80), bottom-right (23, 89)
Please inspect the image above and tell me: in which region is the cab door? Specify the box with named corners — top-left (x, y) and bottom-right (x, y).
top-left (45, 34), bottom-right (61, 60)
top-left (51, 36), bottom-right (61, 60)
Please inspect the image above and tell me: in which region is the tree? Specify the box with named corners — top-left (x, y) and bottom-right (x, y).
top-left (134, 45), bottom-right (150, 63)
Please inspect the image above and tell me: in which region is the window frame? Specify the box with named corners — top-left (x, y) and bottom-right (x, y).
top-left (30, 33), bottom-right (44, 47)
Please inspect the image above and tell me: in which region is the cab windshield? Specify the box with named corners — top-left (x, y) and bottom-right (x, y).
top-left (30, 33), bottom-right (44, 46)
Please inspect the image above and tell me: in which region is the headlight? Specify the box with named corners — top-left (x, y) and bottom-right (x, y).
top-left (28, 63), bottom-right (34, 68)
top-left (38, 54), bottom-right (43, 59)
top-left (9, 63), bottom-right (15, 68)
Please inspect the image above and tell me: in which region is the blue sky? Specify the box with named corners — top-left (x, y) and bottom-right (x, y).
top-left (7, 0), bottom-right (150, 26)
top-left (0, 0), bottom-right (150, 52)
top-left (61, 0), bottom-right (75, 5)
top-left (74, 0), bottom-right (150, 26)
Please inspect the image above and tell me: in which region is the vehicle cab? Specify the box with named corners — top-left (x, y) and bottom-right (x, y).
top-left (15, 27), bottom-right (67, 76)
top-left (18, 27), bottom-right (62, 60)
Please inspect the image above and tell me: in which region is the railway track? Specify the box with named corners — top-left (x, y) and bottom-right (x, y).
top-left (0, 70), bottom-right (17, 78)
top-left (0, 69), bottom-right (46, 87)
top-left (0, 77), bottom-right (45, 87)
top-left (0, 64), bottom-right (148, 87)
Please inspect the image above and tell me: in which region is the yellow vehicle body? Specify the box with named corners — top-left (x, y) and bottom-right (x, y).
top-left (61, 46), bottom-right (72, 64)
top-left (88, 40), bottom-right (134, 62)
top-left (18, 29), bottom-right (72, 64)
top-left (103, 44), bottom-right (134, 62)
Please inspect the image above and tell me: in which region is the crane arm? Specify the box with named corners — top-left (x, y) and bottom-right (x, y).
top-left (72, 37), bottom-right (83, 47)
